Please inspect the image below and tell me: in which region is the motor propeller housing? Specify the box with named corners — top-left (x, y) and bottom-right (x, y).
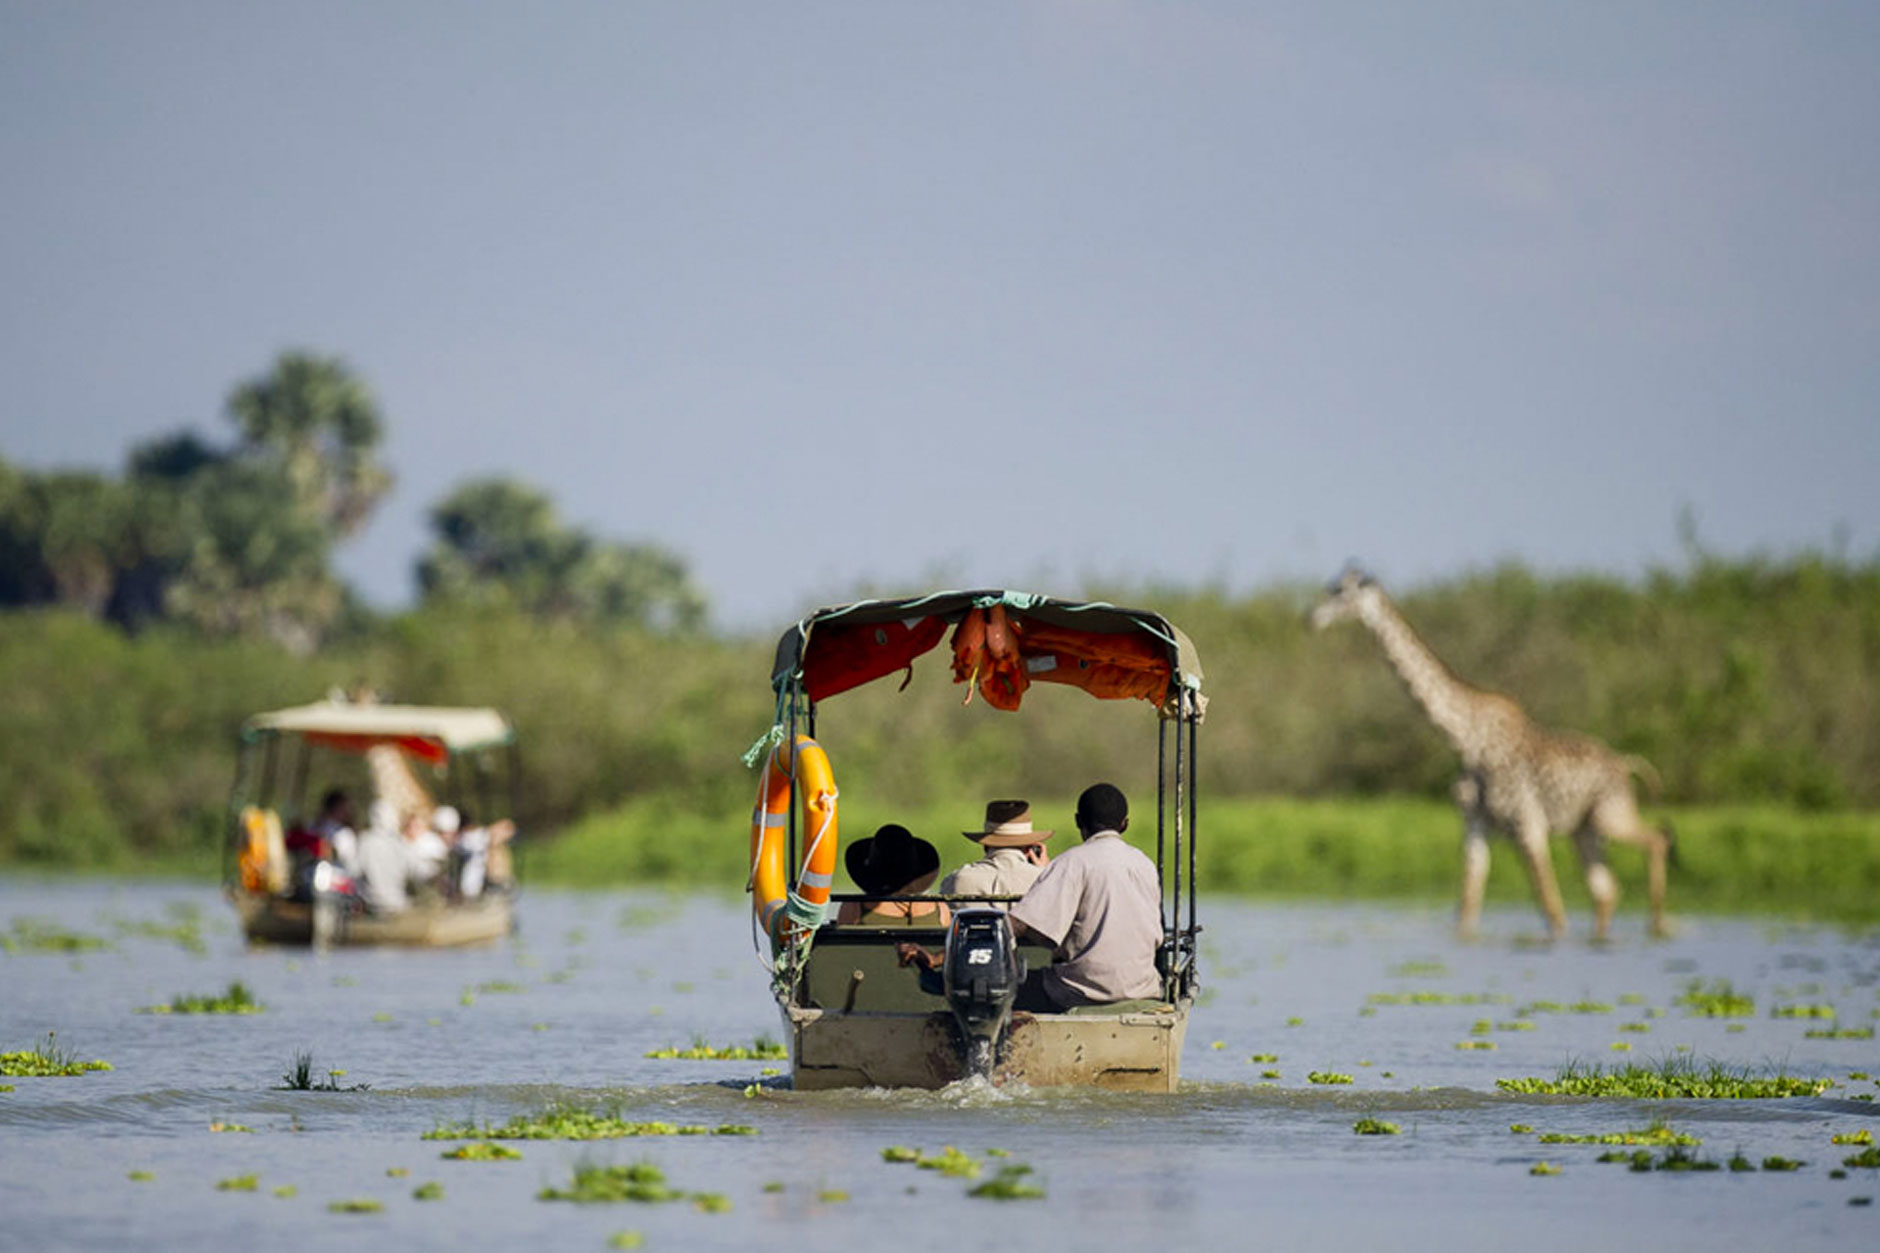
top-left (942, 908), bottom-right (1023, 1076)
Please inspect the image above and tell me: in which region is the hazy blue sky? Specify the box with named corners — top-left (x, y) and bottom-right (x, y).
top-left (5, 2), bottom-right (1876, 629)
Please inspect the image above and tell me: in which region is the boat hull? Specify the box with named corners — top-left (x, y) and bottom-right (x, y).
top-left (232, 890), bottom-right (513, 948)
top-left (782, 997), bottom-right (1192, 1092)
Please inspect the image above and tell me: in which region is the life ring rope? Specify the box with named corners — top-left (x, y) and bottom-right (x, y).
top-left (748, 735), bottom-right (839, 955)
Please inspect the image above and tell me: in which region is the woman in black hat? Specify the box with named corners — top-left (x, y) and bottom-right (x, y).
top-left (835, 824), bottom-right (951, 927)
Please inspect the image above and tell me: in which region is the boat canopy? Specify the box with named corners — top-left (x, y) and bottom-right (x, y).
top-left (243, 701), bottom-right (515, 763)
top-left (770, 589), bottom-right (1203, 716)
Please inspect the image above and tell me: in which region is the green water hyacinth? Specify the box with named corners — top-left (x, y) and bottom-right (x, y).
top-left (1367, 991), bottom-right (1507, 1007)
top-left (425, 1102), bottom-right (756, 1141)
top-left (1677, 979), bottom-right (1754, 1017)
top-left (968, 1164), bottom-right (1046, 1200)
top-left (2, 919), bottom-right (111, 953)
top-left (327, 1198), bottom-right (383, 1213)
top-left (643, 1035), bottom-right (786, 1060)
top-left (915, 1146), bottom-right (981, 1178)
top-left (1307, 1071), bottom-right (1354, 1085)
top-left (1832, 1130), bottom-right (1873, 1145)
top-left (1771, 1004), bottom-right (1836, 1019)
top-left (1, 1033), bottom-right (111, 1077)
top-left (1496, 1060), bottom-right (1831, 1099)
top-left (440, 1142), bottom-right (523, 1161)
top-left (1353, 1119), bottom-right (1401, 1135)
top-left (537, 1162), bottom-right (697, 1204)
top-left (138, 981), bottom-right (263, 1015)
top-left (1536, 1121), bottom-right (1697, 1147)
top-left (215, 1174), bottom-right (259, 1192)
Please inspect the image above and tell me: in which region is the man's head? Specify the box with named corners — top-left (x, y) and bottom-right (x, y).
top-left (320, 788), bottom-right (351, 820)
top-left (1074, 783), bottom-right (1129, 838)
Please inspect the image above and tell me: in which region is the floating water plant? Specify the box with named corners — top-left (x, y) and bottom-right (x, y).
top-left (424, 1102), bottom-right (757, 1141)
top-left (2, 918), bottom-right (111, 953)
top-left (412, 1182), bottom-right (443, 1201)
top-left (475, 980), bottom-right (526, 995)
top-left (1678, 979), bottom-right (1754, 1018)
top-left (968, 1164), bottom-right (1046, 1200)
top-left (692, 1192), bottom-right (732, 1213)
top-left (1832, 1130), bottom-right (1873, 1145)
top-left (1618, 1022), bottom-right (1650, 1034)
top-left (1509, 1124), bottom-right (1533, 1135)
top-left (139, 981), bottom-right (263, 1015)
top-left (1529, 1162), bottom-right (1561, 1176)
top-left (1260, 1069), bottom-right (1280, 1079)
top-left (441, 1142), bottom-right (523, 1161)
top-left (216, 1174), bottom-right (259, 1191)
top-left (385, 1166), bottom-right (409, 1178)
top-left (1496, 1059), bottom-right (1832, 1099)
top-left (817, 1189), bottom-right (849, 1203)
top-left (209, 1121), bottom-right (253, 1133)
top-left (1806, 1028), bottom-right (1874, 1040)
top-left (128, 1170), bottom-right (155, 1182)
top-left (1761, 1156), bottom-right (1804, 1171)
top-left (272, 1185), bottom-right (297, 1199)
top-left (608, 1233), bottom-right (645, 1250)
top-left (538, 1162), bottom-right (682, 1203)
top-left (644, 1035), bottom-right (786, 1060)
top-left (1249, 1053), bottom-right (1278, 1063)
top-left (1610, 1042), bottom-right (1633, 1053)
top-left (277, 1052), bottom-right (367, 1091)
top-left (1307, 1071), bottom-right (1354, 1085)
top-left (1, 1033), bottom-right (112, 1077)
top-left (1387, 960), bottom-right (1448, 978)
top-left (111, 904), bottom-right (207, 955)
top-left (327, 1198), bottom-right (383, 1213)
top-left (1517, 1000), bottom-right (1612, 1016)
top-left (912, 1146), bottom-right (981, 1178)
top-left (1844, 1147), bottom-right (1880, 1169)
top-left (1536, 1121), bottom-right (1698, 1147)
top-left (1367, 991), bottom-right (1506, 1007)
top-left (1728, 1152), bottom-right (1756, 1172)
top-left (1643, 1146), bottom-right (1720, 1172)
top-left (1455, 1041), bottom-right (1496, 1051)
top-left (1772, 1004), bottom-right (1836, 1019)
top-left (1353, 1119), bottom-right (1401, 1135)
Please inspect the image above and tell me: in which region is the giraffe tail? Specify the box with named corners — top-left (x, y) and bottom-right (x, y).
top-left (1624, 755), bottom-right (1663, 799)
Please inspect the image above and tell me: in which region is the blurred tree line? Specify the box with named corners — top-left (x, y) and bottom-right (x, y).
top-left (2, 352), bottom-right (1876, 868)
top-left (0, 351), bottom-right (705, 650)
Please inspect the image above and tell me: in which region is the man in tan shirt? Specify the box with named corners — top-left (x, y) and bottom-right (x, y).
top-left (940, 800), bottom-right (1053, 907)
top-left (1007, 783), bottom-right (1164, 1009)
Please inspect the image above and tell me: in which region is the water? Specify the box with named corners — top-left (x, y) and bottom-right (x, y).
top-left (3, 879), bottom-right (1877, 1251)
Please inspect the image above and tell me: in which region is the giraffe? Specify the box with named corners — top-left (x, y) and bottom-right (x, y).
top-left (365, 742), bottom-right (436, 826)
top-left (1310, 565), bottom-right (1672, 940)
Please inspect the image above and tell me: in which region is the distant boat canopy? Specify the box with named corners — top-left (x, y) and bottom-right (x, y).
top-left (242, 702), bottom-right (515, 764)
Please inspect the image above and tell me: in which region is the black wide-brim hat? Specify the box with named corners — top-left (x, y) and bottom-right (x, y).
top-left (845, 824), bottom-right (941, 896)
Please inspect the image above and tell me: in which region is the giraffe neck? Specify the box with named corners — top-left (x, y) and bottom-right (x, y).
top-left (1359, 594), bottom-right (1485, 758)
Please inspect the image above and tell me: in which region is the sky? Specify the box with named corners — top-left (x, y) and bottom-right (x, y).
top-left (4, 1), bottom-right (1876, 630)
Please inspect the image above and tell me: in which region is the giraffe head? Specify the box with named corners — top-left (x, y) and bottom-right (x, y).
top-left (1308, 563), bottom-right (1382, 630)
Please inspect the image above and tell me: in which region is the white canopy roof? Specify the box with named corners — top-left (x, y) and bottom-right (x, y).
top-left (244, 701), bottom-right (514, 753)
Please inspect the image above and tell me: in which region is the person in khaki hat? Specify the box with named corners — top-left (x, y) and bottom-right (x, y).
top-left (939, 800), bottom-right (1053, 909)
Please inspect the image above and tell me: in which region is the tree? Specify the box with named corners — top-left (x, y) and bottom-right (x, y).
top-left (227, 351), bottom-right (392, 535)
top-left (417, 477), bottom-right (706, 630)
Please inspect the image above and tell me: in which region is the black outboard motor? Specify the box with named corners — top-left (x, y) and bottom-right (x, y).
top-left (942, 908), bottom-right (1023, 1077)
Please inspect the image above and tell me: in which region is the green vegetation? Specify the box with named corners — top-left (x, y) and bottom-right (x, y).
top-left (215, 1174), bottom-right (259, 1192)
top-left (882, 1145), bottom-right (983, 1178)
top-left (1762, 1156), bottom-right (1805, 1171)
top-left (0, 1033), bottom-right (111, 1076)
top-left (1529, 1162), bottom-right (1561, 1176)
top-left (440, 1142), bottom-right (523, 1161)
top-left (1771, 1004), bottom-right (1836, 1019)
top-left (208, 1121), bottom-right (253, 1133)
top-left (327, 1198), bottom-right (384, 1213)
top-left (1845, 1147), bottom-right (1880, 1169)
top-left (138, 980), bottom-right (262, 1015)
top-left (1807, 1028), bottom-right (1874, 1040)
top-left (1679, 979), bottom-right (1755, 1017)
top-left (1353, 1119), bottom-right (1402, 1135)
top-left (1367, 991), bottom-right (1507, 1007)
top-left (1308, 1071), bottom-right (1355, 1085)
top-left (968, 1164), bottom-right (1046, 1200)
top-left (536, 1162), bottom-right (704, 1205)
top-left (277, 1052), bottom-right (366, 1092)
top-left (6, 551), bottom-right (1880, 919)
top-left (1497, 1059), bottom-right (1832, 1099)
top-left (1536, 1121), bottom-right (1698, 1147)
top-left (644, 1035), bottom-right (786, 1061)
top-left (2, 918), bottom-right (112, 953)
top-left (423, 1101), bottom-right (757, 1141)
top-left (412, 1182), bottom-right (444, 1201)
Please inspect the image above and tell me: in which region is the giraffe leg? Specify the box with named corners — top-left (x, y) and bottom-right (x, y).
top-left (1572, 824), bottom-right (1618, 942)
top-left (1458, 821), bottom-right (1490, 940)
top-left (1592, 795), bottom-right (1672, 938)
top-left (1514, 810), bottom-right (1568, 940)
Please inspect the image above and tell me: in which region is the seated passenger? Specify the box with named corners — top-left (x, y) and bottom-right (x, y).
top-left (940, 799), bottom-right (1053, 908)
top-left (836, 824), bottom-right (951, 927)
top-left (310, 788), bottom-right (359, 877)
top-left (403, 808), bottom-right (451, 892)
top-left (355, 800), bottom-right (412, 914)
top-left (449, 808), bottom-right (516, 898)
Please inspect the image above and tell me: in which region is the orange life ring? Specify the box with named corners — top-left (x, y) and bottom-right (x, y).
top-left (749, 735), bottom-right (840, 946)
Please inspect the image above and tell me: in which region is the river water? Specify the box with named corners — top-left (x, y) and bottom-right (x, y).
top-left (2, 879), bottom-right (1876, 1251)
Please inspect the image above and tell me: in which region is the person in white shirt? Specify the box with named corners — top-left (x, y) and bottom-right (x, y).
top-left (940, 799), bottom-right (1053, 908)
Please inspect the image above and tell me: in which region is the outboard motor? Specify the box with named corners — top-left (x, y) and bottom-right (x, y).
top-left (942, 908), bottom-right (1023, 1077)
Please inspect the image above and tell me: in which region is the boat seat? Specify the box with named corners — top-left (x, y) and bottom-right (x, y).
top-left (800, 926), bottom-right (1054, 1014)
top-left (1060, 998), bottom-right (1176, 1016)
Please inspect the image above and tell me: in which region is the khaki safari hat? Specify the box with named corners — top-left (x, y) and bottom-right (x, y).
top-left (964, 799), bottom-right (1055, 848)
top-left (845, 824), bottom-right (942, 896)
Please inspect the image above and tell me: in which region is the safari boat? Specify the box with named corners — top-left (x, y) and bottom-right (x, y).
top-left (224, 698), bottom-right (521, 948)
top-left (748, 591), bottom-right (1204, 1091)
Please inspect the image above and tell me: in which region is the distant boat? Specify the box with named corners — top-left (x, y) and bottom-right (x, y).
top-left (224, 697), bottom-right (520, 948)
